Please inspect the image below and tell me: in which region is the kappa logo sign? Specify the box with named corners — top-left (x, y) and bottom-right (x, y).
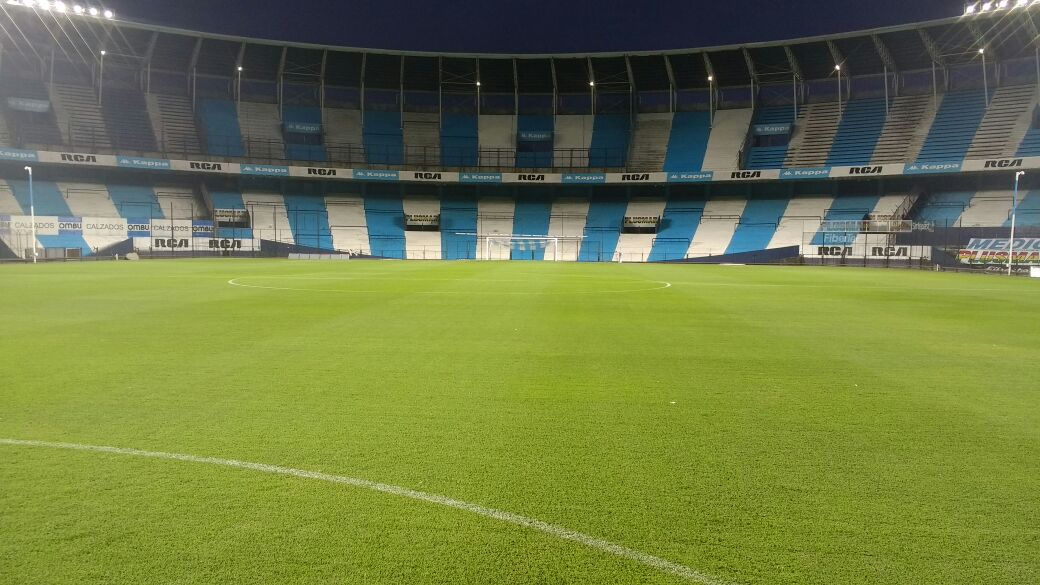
top-left (189, 162), bottom-right (223, 171)
top-left (413, 172), bottom-right (442, 180)
top-left (307, 168), bottom-right (337, 176)
top-left (517, 174), bottom-right (546, 181)
top-left (983, 158), bottom-right (1024, 169)
top-left (60, 153), bottom-right (97, 163)
top-left (730, 171), bottom-right (762, 179)
top-left (154, 238), bottom-right (190, 249)
top-left (621, 173), bottom-right (651, 181)
top-left (849, 166), bottom-right (883, 175)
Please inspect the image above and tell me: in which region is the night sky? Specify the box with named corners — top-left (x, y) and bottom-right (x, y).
top-left (111, 0), bottom-right (958, 53)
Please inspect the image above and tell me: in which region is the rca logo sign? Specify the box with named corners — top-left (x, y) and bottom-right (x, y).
top-left (307, 168), bottom-right (337, 176)
top-left (517, 174), bottom-right (546, 181)
top-left (983, 158), bottom-right (1023, 169)
top-left (730, 171), bottom-right (762, 179)
top-left (189, 162), bottom-right (223, 171)
top-left (621, 173), bottom-right (650, 181)
top-left (849, 166), bottom-right (883, 175)
top-left (60, 153), bottom-right (97, 163)
top-left (871, 246), bottom-right (910, 257)
top-left (817, 246), bottom-right (853, 257)
top-left (413, 172), bottom-right (442, 180)
top-left (154, 238), bottom-right (190, 249)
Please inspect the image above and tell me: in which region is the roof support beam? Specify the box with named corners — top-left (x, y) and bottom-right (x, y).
top-left (827, 40), bottom-right (846, 74)
top-left (871, 34), bottom-right (898, 72)
top-left (741, 48), bottom-right (757, 86)
top-left (234, 41), bottom-right (245, 73)
top-left (783, 45), bottom-right (803, 80)
top-left (663, 55), bottom-right (677, 90)
top-left (187, 36), bottom-right (202, 74)
top-left (702, 53), bottom-right (715, 84)
top-left (917, 29), bottom-right (946, 68)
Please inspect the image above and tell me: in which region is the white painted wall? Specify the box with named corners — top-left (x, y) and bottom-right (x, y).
top-left (687, 198), bottom-right (748, 257)
top-left (553, 115), bottom-right (594, 167)
top-left (768, 196), bottom-right (833, 249)
top-left (702, 108), bottom-right (753, 171)
top-left (242, 192), bottom-right (293, 243)
top-left (325, 195), bottom-right (370, 254)
top-left (959, 191), bottom-right (1013, 227)
top-left (548, 199), bottom-right (590, 262)
top-left (57, 182), bottom-right (118, 218)
top-left (478, 115), bottom-right (516, 168)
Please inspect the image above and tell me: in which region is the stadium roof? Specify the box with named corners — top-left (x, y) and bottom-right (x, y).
top-left (1, 5), bottom-right (1036, 90)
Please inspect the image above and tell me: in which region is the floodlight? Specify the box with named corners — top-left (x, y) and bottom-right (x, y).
top-left (103, 8), bottom-right (112, 18)
top-left (54, 1), bottom-right (66, 11)
top-left (72, 4), bottom-right (83, 13)
top-left (707, 75), bottom-right (713, 82)
top-left (998, 0), bottom-right (1009, 7)
top-left (39, 0), bottom-right (51, 10)
top-left (88, 6), bottom-right (98, 15)
top-left (1017, 0), bottom-right (1028, 6)
top-left (835, 64), bottom-right (841, 71)
top-left (965, 3), bottom-right (977, 12)
top-left (589, 81), bottom-right (595, 87)
top-left (99, 49), bottom-right (105, 55)
top-left (981, 1), bottom-right (992, 10)
top-left (475, 81), bottom-right (481, 86)
top-left (979, 47), bottom-right (985, 54)
top-left (236, 66), bottom-right (243, 72)
top-left (23, 0), bottom-right (35, 7)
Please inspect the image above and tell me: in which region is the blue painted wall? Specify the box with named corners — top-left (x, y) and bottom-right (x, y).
top-left (284, 195), bottom-right (334, 250)
top-left (726, 198), bottom-right (790, 254)
top-left (663, 111), bottom-right (711, 172)
top-left (589, 114), bottom-right (630, 168)
top-left (283, 105), bottom-right (328, 162)
top-left (511, 200), bottom-right (552, 260)
top-left (441, 114), bottom-right (479, 167)
top-left (827, 99), bottom-right (887, 166)
top-left (198, 100), bottom-right (245, 157)
top-left (578, 200), bottom-right (627, 262)
top-left (648, 199), bottom-right (705, 261)
top-left (440, 198), bottom-right (478, 259)
top-left (108, 185), bottom-right (163, 219)
top-left (363, 196), bottom-right (406, 259)
top-left (916, 90), bottom-right (988, 163)
top-left (363, 111), bottom-right (404, 165)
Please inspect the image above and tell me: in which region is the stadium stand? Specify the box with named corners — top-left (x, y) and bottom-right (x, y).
top-left (578, 199), bottom-right (627, 262)
top-left (957, 191), bottom-right (1014, 227)
top-left (745, 106), bottom-right (796, 169)
top-left (616, 199), bottom-right (666, 261)
top-left (767, 195), bottom-right (832, 250)
top-left (701, 109), bottom-right (753, 171)
top-left (107, 185), bottom-right (164, 219)
top-left (663, 111), bottom-right (711, 171)
top-left (548, 199), bottom-right (590, 262)
top-left (915, 90), bottom-right (988, 163)
top-left (687, 198), bottom-right (747, 257)
top-left (647, 198), bottom-right (705, 261)
top-left (325, 195), bottom-right (370, 254)
top-left (510, 199), bottom-right (553, 260)
top-left (242, 192), bottom-right (294, 243)
top-left (441, 114), bottom-right (479, 167)
top-left (146, 94), bottom-right (203, 155)
top-left (826, 99), bottom-right (887, 166)
top-left (198, 100), bottom-right (245, 157)
top-left (475, 199), bottom-right (515, 260)
top-left (478, 115), bottom-right (515, 168)
top-left (402, 196), bottom-right (442, 259)
top-left (627, 113), bottom-right (672, 171)
top-left (283, 105), bottom-right (327, 162)
top-left (283, 194), bottom-right (334, 250)
top-left (363, 194), bottom-right (407, 259)
top-left (238, 101), bottom-right (285, 159)
top-left (553, 115), bottom-right (593, 168)
top-left (363, 110), bottom-right (404, 165)
top-left (402, 113), bottom-right (441, 166)
top-left (323, 108), bottom-right (364, 164)
top-left (440, 195), bottom-right (478, 259)
top-left (51, 83), bottom-right (111, 149)
top-left (915, 191), bottom-right (975, 226)
top-left (870, 95), bottom-right (935, 164)
top-left (1011, 191), bottom-right (1040, 226)
top-left (588, 114), bottom-right (630, 168)
top-left (725, 196), bottom-right (790, 254)
top-left (809, 194), bottom-right (882, 245)
top-left (965, 85), bottom-right (1037, 160)
top-left (101, 89), bottom-right (158, 152)
top-left (784, 102), bottom-right (842, 168)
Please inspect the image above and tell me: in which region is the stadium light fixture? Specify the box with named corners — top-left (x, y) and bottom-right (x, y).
top-left (54, 1), bottom-right (66, 11)
top-left (1010, 171), bottom-right (1025, 275)
top-left (87, 6), bottom-right (97, 15)
top-left (102, 8), bottom-right (111, 18)
top-left (589, 81), bottom-right (595, 87)
top-left (24, 166), bottom-right (36, 264)
top-left (475, 81), bottom-right (480, 86)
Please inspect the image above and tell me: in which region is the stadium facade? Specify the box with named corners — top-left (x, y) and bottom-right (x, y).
top-left (0, 4), bottom-right (1038, 265)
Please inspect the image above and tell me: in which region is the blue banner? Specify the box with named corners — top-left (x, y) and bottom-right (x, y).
top-left (117, 156), bottom-right (171, 170)
top-left (780, 167), bottom-right (831, 180)
top-left (240, 164), bottom-right (290, 176)
top-left (666, 171), bottom-right (714, 183)
top-left (903, 161), bottom-right (963, 175)
top-left (353, 170), bottom-right (400, 181)
top-left (459, 172), bottom-right (502, 184)
top-left (752, 124), bottom-right (792, 136)
top-left (58, 216), bottom-right (82, 235)
top-left (0, 148), bottom-right (39, 162)
top-left (192, 220), bottom-right (215, 238)
top-left (284, 121), bottom-right (322, 134)
top-left (127, 218), bottom-right (151, 238)
top-left (562, 173), bottom-right (606, 184)
top-left (518, 130), bottom-right (553, 142)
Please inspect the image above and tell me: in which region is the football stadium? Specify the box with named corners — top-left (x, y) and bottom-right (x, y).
top-left (1, 1), bottom-right (1038, 583)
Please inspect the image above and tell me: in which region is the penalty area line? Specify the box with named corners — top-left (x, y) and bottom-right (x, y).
top-left (0, 438), bottom-right (733, 585)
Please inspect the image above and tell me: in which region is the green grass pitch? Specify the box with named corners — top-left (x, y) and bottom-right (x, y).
top-left (1, 259), bottom-right (1038, 584)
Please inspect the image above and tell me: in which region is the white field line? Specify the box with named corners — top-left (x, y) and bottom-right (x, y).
top-left (0, 438), bottom-right (733, 585)
top-left (226, 277), bottom-right (672, 295)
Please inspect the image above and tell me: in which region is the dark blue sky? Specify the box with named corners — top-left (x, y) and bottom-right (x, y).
top-left (113, 0), bottom-right (957, 53)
